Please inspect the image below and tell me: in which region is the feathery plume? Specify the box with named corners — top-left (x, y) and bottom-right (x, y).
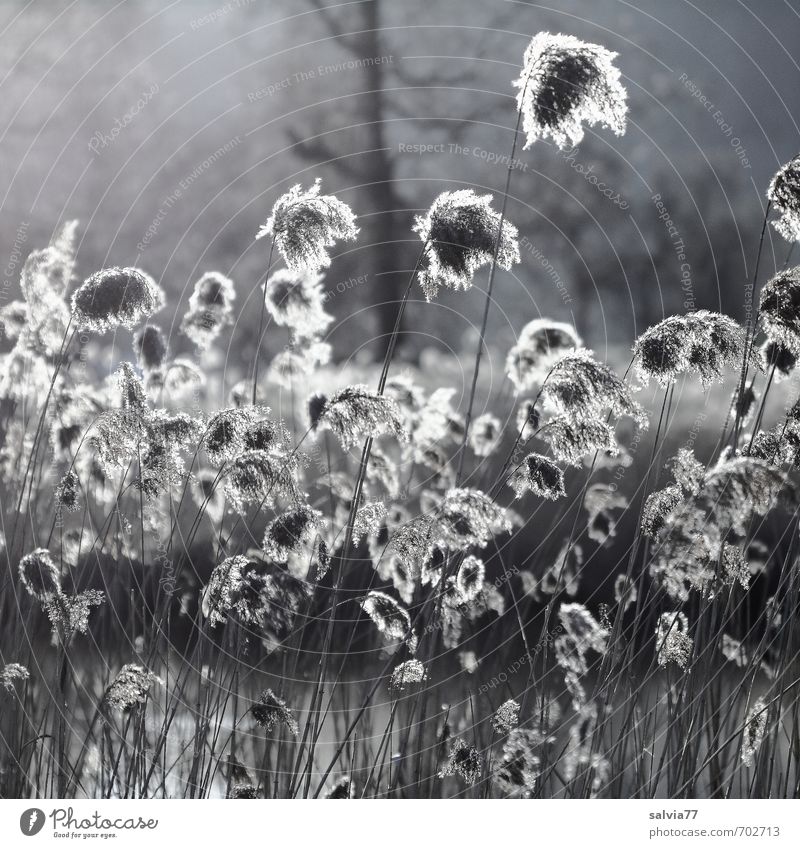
top-left (515, 399), bottom-right (541, 436)
top-left (180, 271), bottom-right (236, 351)
top-left (633, 311), bottom-right (749, 386)
top-left (105, 664), bottom-right (160, 712)
top-left (767, 154), bottom-right (800, 242)
top-left (203, 406), bottom-right (269, 466)
top-left (325, 777), bottom-right (352, 799)
top-left (469, 412), bottom-right (502, 457)
top-left (439, 739), bottom-right (483, 785)
top-left (455, 554), bottom-right (485, 602)
top-left (18, 548), bottom-right (61, 601)
top-left (256, 178), bottom-right (358, 272)
top-left (389, 659), bottom-right (428, 691)
top-left (514, 32), bottom-right (627, 150)
top-left (55, 470), bottom-right (81, 512)
top-left (583, 483), bottom-right (627, 546)
top-left (741, 698), bottom-right (768, 767)
top-left (251, 689), bottom-right (299, 736)
top-left (506, 318), bottom-right (581, 391)
top-left (1, 663), bottom-right (30, 692)
top-left (540, 415), bottom-right (617, 466)
top-left (262, 268), bottom-right (332, 337)
top-left (202, 555), bottom-right (251, 626)
top-left (720, 634), bottom-right (749, 668)
top-left (558, 602), bottom-right (608, 654)
top-left (43, 589), bottom-right (105, 642)
top-left (543, 349), bottom-right (644, 424)
top-left (361, 590), bottom-right (410, 641)
top-left (353, 500), bottom-right (388, 543)
top-left (71, 267), bottom-right (164, 333)
top-left (262, 505), bottom-right (323, 563)
top-left (492, 699), bottom-right (521, 734)
top-left (134, 325), bottom-right (168, 374)
top-left (508, 452), bottom-right (566, 500)
top-left (759, 267), bottom-right (800, 353)
top-left (412, 190), bottom-right (520, 301)
top-left (761, 339), bottom-right (796, 381)
top-left (308, 385), bottom-right (407, 450)
top-left (655, 611), bottom-right (693, 669)
top-left (640, 484), bottom-right (683, 538)
top-left (495, 729), bottom-right (542, 797)
top-left (435, 487), bottom-right (512, 550)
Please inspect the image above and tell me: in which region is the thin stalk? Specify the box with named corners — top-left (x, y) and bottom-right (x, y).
top-left (252, 239), bottom-right (276, 405)
top-left (455, 92), bottom-right (527, 485)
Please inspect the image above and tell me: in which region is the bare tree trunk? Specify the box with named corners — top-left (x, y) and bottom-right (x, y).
top-left (359, 1), bottom-right (407, 356)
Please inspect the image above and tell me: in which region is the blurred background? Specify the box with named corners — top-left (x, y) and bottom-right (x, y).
top-left (1, 0), bottom-right (799, 375)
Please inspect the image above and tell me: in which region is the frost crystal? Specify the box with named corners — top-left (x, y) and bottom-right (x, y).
top-left (514, 32), bottom-right (627, 150)
top-left (412, 190), bottom-right (519, 301)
